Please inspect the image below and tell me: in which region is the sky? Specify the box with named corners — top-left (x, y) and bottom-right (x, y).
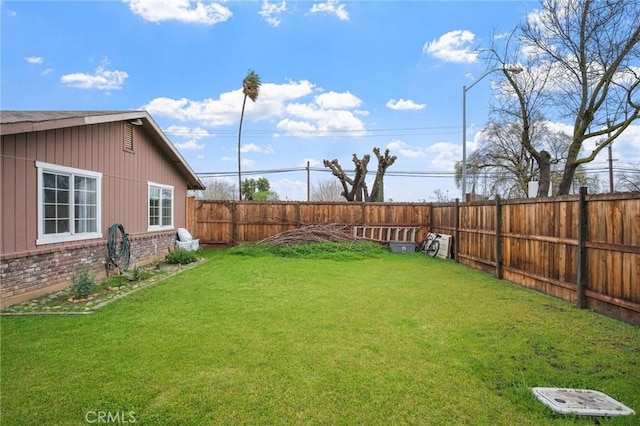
top-left (2, 0), bottom-right (639, 202)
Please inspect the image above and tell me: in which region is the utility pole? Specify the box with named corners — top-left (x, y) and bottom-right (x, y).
top-left (306, 161), bottom-right (310, 202)
top-left (608, 144), bottom-right (614, 193)
top-left (606, 121), bottom-right (614, 193)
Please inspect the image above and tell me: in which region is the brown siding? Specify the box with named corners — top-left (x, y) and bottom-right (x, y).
top-left (1, 121), bottom-right (189, 257)
top-left (1, 119), bottom-right (195, 305)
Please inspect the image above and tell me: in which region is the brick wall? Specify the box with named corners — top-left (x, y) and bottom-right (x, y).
top-left (0, 231), bottom-right (177, 308)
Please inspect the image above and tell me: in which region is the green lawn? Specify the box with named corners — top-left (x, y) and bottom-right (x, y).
top-left (1, 246), bottom-right (639, 425)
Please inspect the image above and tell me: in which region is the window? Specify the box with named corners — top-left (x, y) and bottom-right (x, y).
top-left (36, 162), bottom-right (102, 245)
top-left (148, 182), bottom-right (173, 231)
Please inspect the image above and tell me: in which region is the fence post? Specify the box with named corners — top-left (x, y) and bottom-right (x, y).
top-left (429, 202), bottom-right (434, 231)
top-left (361, 201), bottom-right (367, 226)
top-left (576, 187), bottom-right (588, 309)
top-left (454, 198), bottom-right (460, 263)
top-left (230, 201), bottom-right (237, 245)
top-left (495, 195), bottom-right (503, 279)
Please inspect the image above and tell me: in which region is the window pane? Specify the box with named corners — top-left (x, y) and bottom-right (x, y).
top-left (44, 204), bottom-right (56, 218)
top-left (57, 175), bottom-right (69, 189)
top-left (44, 189), bottom-right (56, 203)
top-left (44, 220), bottom-right (56, 234)
top-left (88, 192), bottom-right (96, 205)
top-left (75, 176), bottom-right (86, 191)
top-left (43, 173), bottom-right (56, 188)
top-left (58, 219), bottom-right (69, 233)
top-left (57, 205), bottom-right (69, 219)
top-left (58, 190), bottom-right (69, 204)
top-left (87, 179), bottom-right (96, 191)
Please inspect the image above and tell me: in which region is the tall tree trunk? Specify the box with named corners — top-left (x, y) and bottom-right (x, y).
top-left (536, 150), bottom-right (552, 197)
top-left (237, 95), bottom-right (248, 201)
top-left (557, 140), bottom-right (583, 195)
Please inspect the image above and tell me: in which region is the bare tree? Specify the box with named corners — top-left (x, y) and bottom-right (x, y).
top-left (617, 164), bottom-right (640, 192)
top-left (311, 180), bottom-right (345, 201)
top-left (518, 0), bottom-right (640, 195)
top-left (456, 115), bottom-right (575, 199)
top-left (431, 189), bottom-right (451, 202)
top-left (197, 179), bottom-right (237, 200)
top-left (323, 148), bottom-right (397, 202)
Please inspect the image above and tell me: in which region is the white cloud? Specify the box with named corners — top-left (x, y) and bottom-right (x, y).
top-left (259, 0), bottom-right (286, 27)
top-left (275, 118), bottom-right (317, 137)
top-left (309, 0), bottom-right (348, 21)
top-left (386, 98), bottom-right (425, 111)
top-left (25, 56), bottom-right (43, 64)
top-left (386, 140), bottom-right (427, 158)
top-left (144, 79), bottom-right (316, 126)
top-left (427, 142), bottom-right (462, 171)
top-left (60, 60), bottom-right (128, 90)
top-left (281, 102), bottom-right (366, 137)
top-left (144, 80), bottom-right (368, 138)
top-left (41, 68), bottom-right (54, 75)
top-left (241, 158), bottom-right (255, 167)
top-left (174, 140), bottom-right (204, 150)
top-left (423, 30), bottom-right (478, 63)
top-left (124, 0), bottom-right (232, 25)
top-left (165, 125), bottom-right (213, 139)
top-left (315, 91), bottom-right (361, 109)
top-left (241, 143), bottom-right (274, 154)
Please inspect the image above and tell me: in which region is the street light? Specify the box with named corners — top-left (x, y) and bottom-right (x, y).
top-left (461, 66), bottom-right (522, 200)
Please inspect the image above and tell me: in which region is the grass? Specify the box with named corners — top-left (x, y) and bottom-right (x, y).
top-left (1, 244), bottom-right (639, 425)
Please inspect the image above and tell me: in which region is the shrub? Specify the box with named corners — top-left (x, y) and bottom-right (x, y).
top-left (71, 267), bottom-right (96, 299)
top-left (166, 249), bottom-right (199, 265)
top-left (230, 241), bottom-right (386, 260)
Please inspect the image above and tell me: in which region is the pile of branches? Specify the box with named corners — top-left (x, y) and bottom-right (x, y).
top-left (257, 224), bottom-right (364, 246)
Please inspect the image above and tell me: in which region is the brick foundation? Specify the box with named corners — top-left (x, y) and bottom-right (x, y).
top-left (0, 231), bottom-right (177, 308)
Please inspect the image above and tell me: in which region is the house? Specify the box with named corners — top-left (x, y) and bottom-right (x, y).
top-left (0, 111), bottom-right (205, 307)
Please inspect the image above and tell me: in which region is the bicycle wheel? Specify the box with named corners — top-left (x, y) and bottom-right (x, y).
top-left (418, 235), bottom-right (434, 254)
top-left (426, 239), bottom-right (440, 258)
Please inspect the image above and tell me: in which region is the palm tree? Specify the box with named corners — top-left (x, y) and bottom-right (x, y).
top-left (237, 70), bottom-right (261, 200)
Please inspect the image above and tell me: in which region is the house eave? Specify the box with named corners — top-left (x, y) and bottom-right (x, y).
top-left (0, 110), bottom-right (205, 190)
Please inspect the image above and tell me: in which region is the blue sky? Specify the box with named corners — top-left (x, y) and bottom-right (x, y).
top-left (2, 0), bottom-right (638, 201)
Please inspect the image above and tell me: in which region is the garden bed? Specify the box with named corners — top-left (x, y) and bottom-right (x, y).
top-left (1, 258), bottom-right (205, 315)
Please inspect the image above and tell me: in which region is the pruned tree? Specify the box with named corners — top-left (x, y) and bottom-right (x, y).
top-left (311, 180), bottom-right (345, 202)
top-left (516, 0), bottom-right (640, 195)
top-left (323, 148), bottom-right (397, 202)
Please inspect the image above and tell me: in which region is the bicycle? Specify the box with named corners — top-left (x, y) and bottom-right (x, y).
top-left (416, 232), bottom-right (441, 258)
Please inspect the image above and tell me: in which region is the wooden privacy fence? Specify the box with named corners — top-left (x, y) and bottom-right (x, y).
top-left (186, 193), bottom-right (640, 325)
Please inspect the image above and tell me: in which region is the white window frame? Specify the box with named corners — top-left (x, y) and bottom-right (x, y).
top-left (36, 161), bottom-right (102, 245)
top-left (147, 181), bottom-right (174, 231)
